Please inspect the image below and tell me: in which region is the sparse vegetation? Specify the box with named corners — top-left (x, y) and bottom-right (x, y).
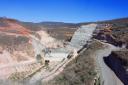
top-left (45, 41), bottom-right (103, 85)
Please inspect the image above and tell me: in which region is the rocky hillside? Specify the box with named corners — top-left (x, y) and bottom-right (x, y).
top-left (94, 18), bottom-right (128, 48)
top-left (0, 17), bottom-right (128, 85)
top-left (0, 17), bottom-right (76, 64)
top-left (0, 17), bottom-right (34, 64)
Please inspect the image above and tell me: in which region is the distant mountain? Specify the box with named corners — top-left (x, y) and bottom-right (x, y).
top-left (102, 17), bottom-right (128, 23)
top-left (96, 17), bottom-right (128, 27)
top-left (38, 21), bottom-right (75, 25)
top-left (37, 21), bottom-right (79, 29)
top-left (21, 22), bottom-right (42, 31)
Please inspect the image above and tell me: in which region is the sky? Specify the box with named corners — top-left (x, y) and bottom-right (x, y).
top-left (0, 0), bottom-right (128, 23)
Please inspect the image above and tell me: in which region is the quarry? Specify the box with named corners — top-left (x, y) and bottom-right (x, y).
top-left (0, 23), bottom-right (98, 84)
top-left (0, 17), bottom-right (128, 85)
top-left (0, 24), bottom-right (94, 79)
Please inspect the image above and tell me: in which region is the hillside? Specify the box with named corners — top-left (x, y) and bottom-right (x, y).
top-left (0, 17), bottom-right (128, 85)
top-left (0, 17), bottom-right (66, 65)
top-left (44, 18), bottom-right (128, 85)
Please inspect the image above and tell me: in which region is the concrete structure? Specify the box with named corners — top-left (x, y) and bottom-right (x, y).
top-left (68, 24), bottom-right (97, 51)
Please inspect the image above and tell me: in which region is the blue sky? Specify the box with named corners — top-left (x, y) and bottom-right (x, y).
top-left (0, 0), bottom-right (128, 23)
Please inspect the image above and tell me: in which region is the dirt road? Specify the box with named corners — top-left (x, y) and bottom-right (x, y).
top-left (95, 41), bottom-right (123, 85)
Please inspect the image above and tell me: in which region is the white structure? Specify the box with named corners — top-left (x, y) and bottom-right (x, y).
top-left (68, 24), bottom-right (97, 51)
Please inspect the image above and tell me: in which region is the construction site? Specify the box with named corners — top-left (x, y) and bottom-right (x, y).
top-left (0, 19), bottom-right (127, 85)
top-left (0, 23), bottom-right (100, 84)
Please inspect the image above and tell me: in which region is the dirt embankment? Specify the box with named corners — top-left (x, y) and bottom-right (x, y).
top-left (94, 24), bottom-right (128, 48)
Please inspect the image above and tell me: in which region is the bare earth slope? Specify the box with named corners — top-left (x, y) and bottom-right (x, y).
top-left (0, 17), bottom-right (128, 85)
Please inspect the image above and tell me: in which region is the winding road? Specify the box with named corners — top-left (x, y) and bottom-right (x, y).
top-left (95, 41), bottom-right (123, 85)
